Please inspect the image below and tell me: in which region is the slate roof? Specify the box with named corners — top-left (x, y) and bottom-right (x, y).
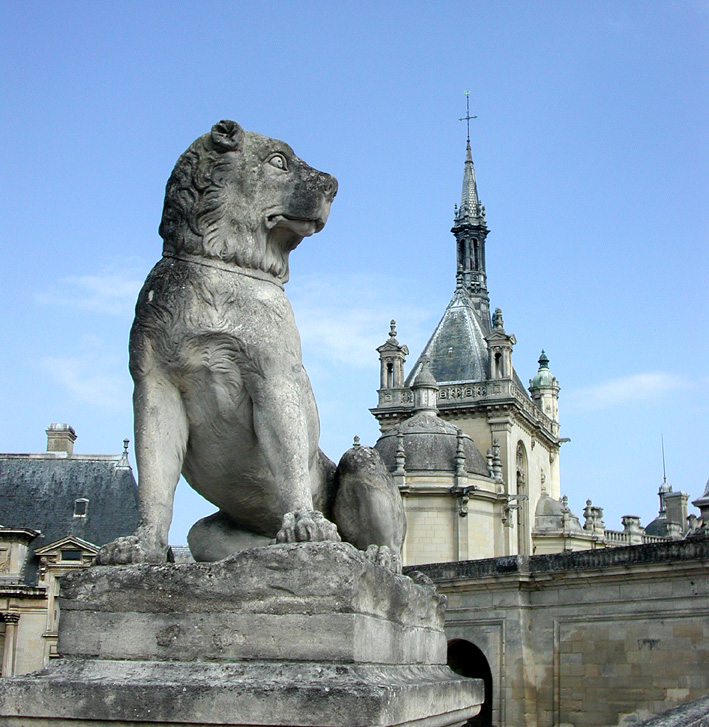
top-left (406, 287), bottom-right (489, 386)
top-left (405, 286), bottom-right (529, 396)
top-left (0, 452), bottom-right (138, 584)
top-left (375, 412), bottom-right (489, 476)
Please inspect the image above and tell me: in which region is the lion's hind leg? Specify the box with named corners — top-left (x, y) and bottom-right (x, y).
top-left (333, 444), bottom-right (406, 574)
top-left (188, 511), bottom-right (272, 561)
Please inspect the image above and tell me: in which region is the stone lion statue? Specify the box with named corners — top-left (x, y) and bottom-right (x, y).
top-left (97, 121), bottom-right (405, 570)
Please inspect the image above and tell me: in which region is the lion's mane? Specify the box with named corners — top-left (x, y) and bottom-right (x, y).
top-left (158, 126), bottom-right (287, 280)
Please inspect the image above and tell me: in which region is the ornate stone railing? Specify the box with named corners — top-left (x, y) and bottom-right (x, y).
top-left (376, 387), bottom-right (413, 408)
top-left (604, 529), bottom-right (670, 546)
top-left (438, 382), bottom-right (499, 401)
top-left (376, 379), bottom-right (560, 438)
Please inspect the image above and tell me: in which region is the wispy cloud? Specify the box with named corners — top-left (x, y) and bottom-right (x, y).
top-left (41, 338), bottom-right (131, 412)
top-left (37, 258), bottom-right (147, 317)
top-left (567, 372), bottom-right (687, 411)
top-left (290, 274), bottom-right (432, 369)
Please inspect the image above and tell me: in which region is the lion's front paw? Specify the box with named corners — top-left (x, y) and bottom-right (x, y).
top-left (276, 510), bottom-right (341, 544)
top-left (94, 534), bottom-right (168, 565)
top-left (364, 544), bottom-right (403, 574)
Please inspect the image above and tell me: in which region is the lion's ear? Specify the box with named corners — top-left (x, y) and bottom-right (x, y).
top-left (211, 120), bottom-right (244, 151)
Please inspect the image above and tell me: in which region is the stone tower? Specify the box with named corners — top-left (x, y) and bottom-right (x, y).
top-left (452, 140), bottom-right (491, 327)
top-left (372, 139), bottom-right (565, 561)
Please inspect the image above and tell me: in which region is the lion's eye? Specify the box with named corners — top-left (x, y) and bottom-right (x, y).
top-left (268, 154), bottom-right (288, 170)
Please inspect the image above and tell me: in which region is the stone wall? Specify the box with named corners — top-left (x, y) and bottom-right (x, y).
top-left (409, 539), bottom-right (709, 727)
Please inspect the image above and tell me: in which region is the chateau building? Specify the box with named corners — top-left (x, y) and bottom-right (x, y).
top-left (371, 139), bottom-right (689, 566)
top-left (371, 135), bottom-right (709, 725)
top-left (0, 425), bottom-right (138, 676)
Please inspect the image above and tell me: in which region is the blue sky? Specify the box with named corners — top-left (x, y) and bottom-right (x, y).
top-left (1, 1), bottom-right (707, 543)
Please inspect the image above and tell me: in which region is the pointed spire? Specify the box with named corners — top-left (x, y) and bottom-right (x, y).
top-left (457, 141), bottom-right (481, 222)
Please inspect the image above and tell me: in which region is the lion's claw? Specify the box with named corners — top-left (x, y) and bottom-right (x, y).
top-left (276, 510), bottom-right (341, 544)
top-left (365, 544), bottom-right (402, 574)
top-left (94, 534), bottom-right (168, 565)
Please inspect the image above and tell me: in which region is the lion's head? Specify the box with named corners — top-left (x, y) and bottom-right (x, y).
top-left (159, 120), bottom-right (337, 282)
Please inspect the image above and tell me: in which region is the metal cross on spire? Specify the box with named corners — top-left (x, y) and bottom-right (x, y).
top-left (459, 90), bottom-right (478, 143)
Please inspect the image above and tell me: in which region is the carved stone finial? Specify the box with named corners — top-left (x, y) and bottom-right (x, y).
top-left (389, 320), bottom-right (397, 339)
top-left (117, 438), bottom-right (131, 468)
top-left (455, 429), bottom-right (467, 477)
top-left (583, 500), bottom-right (594, 530)
top-left (353, 435), bottom-right (361, 448)
top-left (493, 308), bottom-right (504, 329)
top-left (492, 439), bottom-right (503, 482)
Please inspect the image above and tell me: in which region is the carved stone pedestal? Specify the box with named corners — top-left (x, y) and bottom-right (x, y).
top-left (0, 542), bottom-right (482, 726)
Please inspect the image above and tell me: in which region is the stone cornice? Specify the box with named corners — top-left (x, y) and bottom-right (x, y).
top-left (0, 583), bottom-right (47, 597)
top-left (405, 538), bottom-right (709, 584)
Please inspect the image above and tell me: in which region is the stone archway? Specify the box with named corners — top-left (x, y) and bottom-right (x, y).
top-left (447, 638), bottom-right (493, 726)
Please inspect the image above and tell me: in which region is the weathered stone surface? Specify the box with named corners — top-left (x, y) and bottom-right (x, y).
top-left (0, 542), bottom-right (482, 726)
top-left (334, 445), bottom-right (406, 569)
top-left (60, 543), bottom-right (446, 665)
top-left (415, 538), bottom-right (709, 727)
top-left (94, 120), bottom-right (406, 569)
top-left (0, 660), bottom-right (482, 727)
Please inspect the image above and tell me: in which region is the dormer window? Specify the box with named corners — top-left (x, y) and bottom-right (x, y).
top-left (60, 549), bottom-right (82, 561)
top-left (73, 498), bottom-right (88, 517)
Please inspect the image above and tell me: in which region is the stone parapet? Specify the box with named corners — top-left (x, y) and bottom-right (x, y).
top-left (407, 537), bottom-right (709, 581)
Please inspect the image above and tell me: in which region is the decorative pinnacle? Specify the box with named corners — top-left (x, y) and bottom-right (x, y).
top-left (389, 320), bottom-right (397, 339)
top-left (118, 438), bottom-right (131, 468)
top-left (538, 350), bottom-right (550, 368)
top-left (493, 308), bottom-right (504, 329)
top-left (353, 435), bottom-right (361, 448)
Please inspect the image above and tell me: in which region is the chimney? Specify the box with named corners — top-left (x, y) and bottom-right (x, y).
top-left (46, 423), bottom-right (77, 455)
top-left (664, 491), bottom-right (689, 535)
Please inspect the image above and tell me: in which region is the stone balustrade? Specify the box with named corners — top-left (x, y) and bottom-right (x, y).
top-left (377, 379), bottom-right (560, 438)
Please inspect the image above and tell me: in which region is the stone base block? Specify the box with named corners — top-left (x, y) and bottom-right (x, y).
top-left (0, 659), bottom-right (482, 727)
top-left (56, 542), bottom-right (447, 666)
top-left (0, 542), bottom-right (482, 726)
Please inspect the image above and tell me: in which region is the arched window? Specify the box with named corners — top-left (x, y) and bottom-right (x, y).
top-left (447, 639), bottom-right (493, 726)
top-left (516, 441), bottom-right (529, 556)
top-left (386, 362), bottom-right (394, 388)
top-left (494, 351), bottom-right (502, 378)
